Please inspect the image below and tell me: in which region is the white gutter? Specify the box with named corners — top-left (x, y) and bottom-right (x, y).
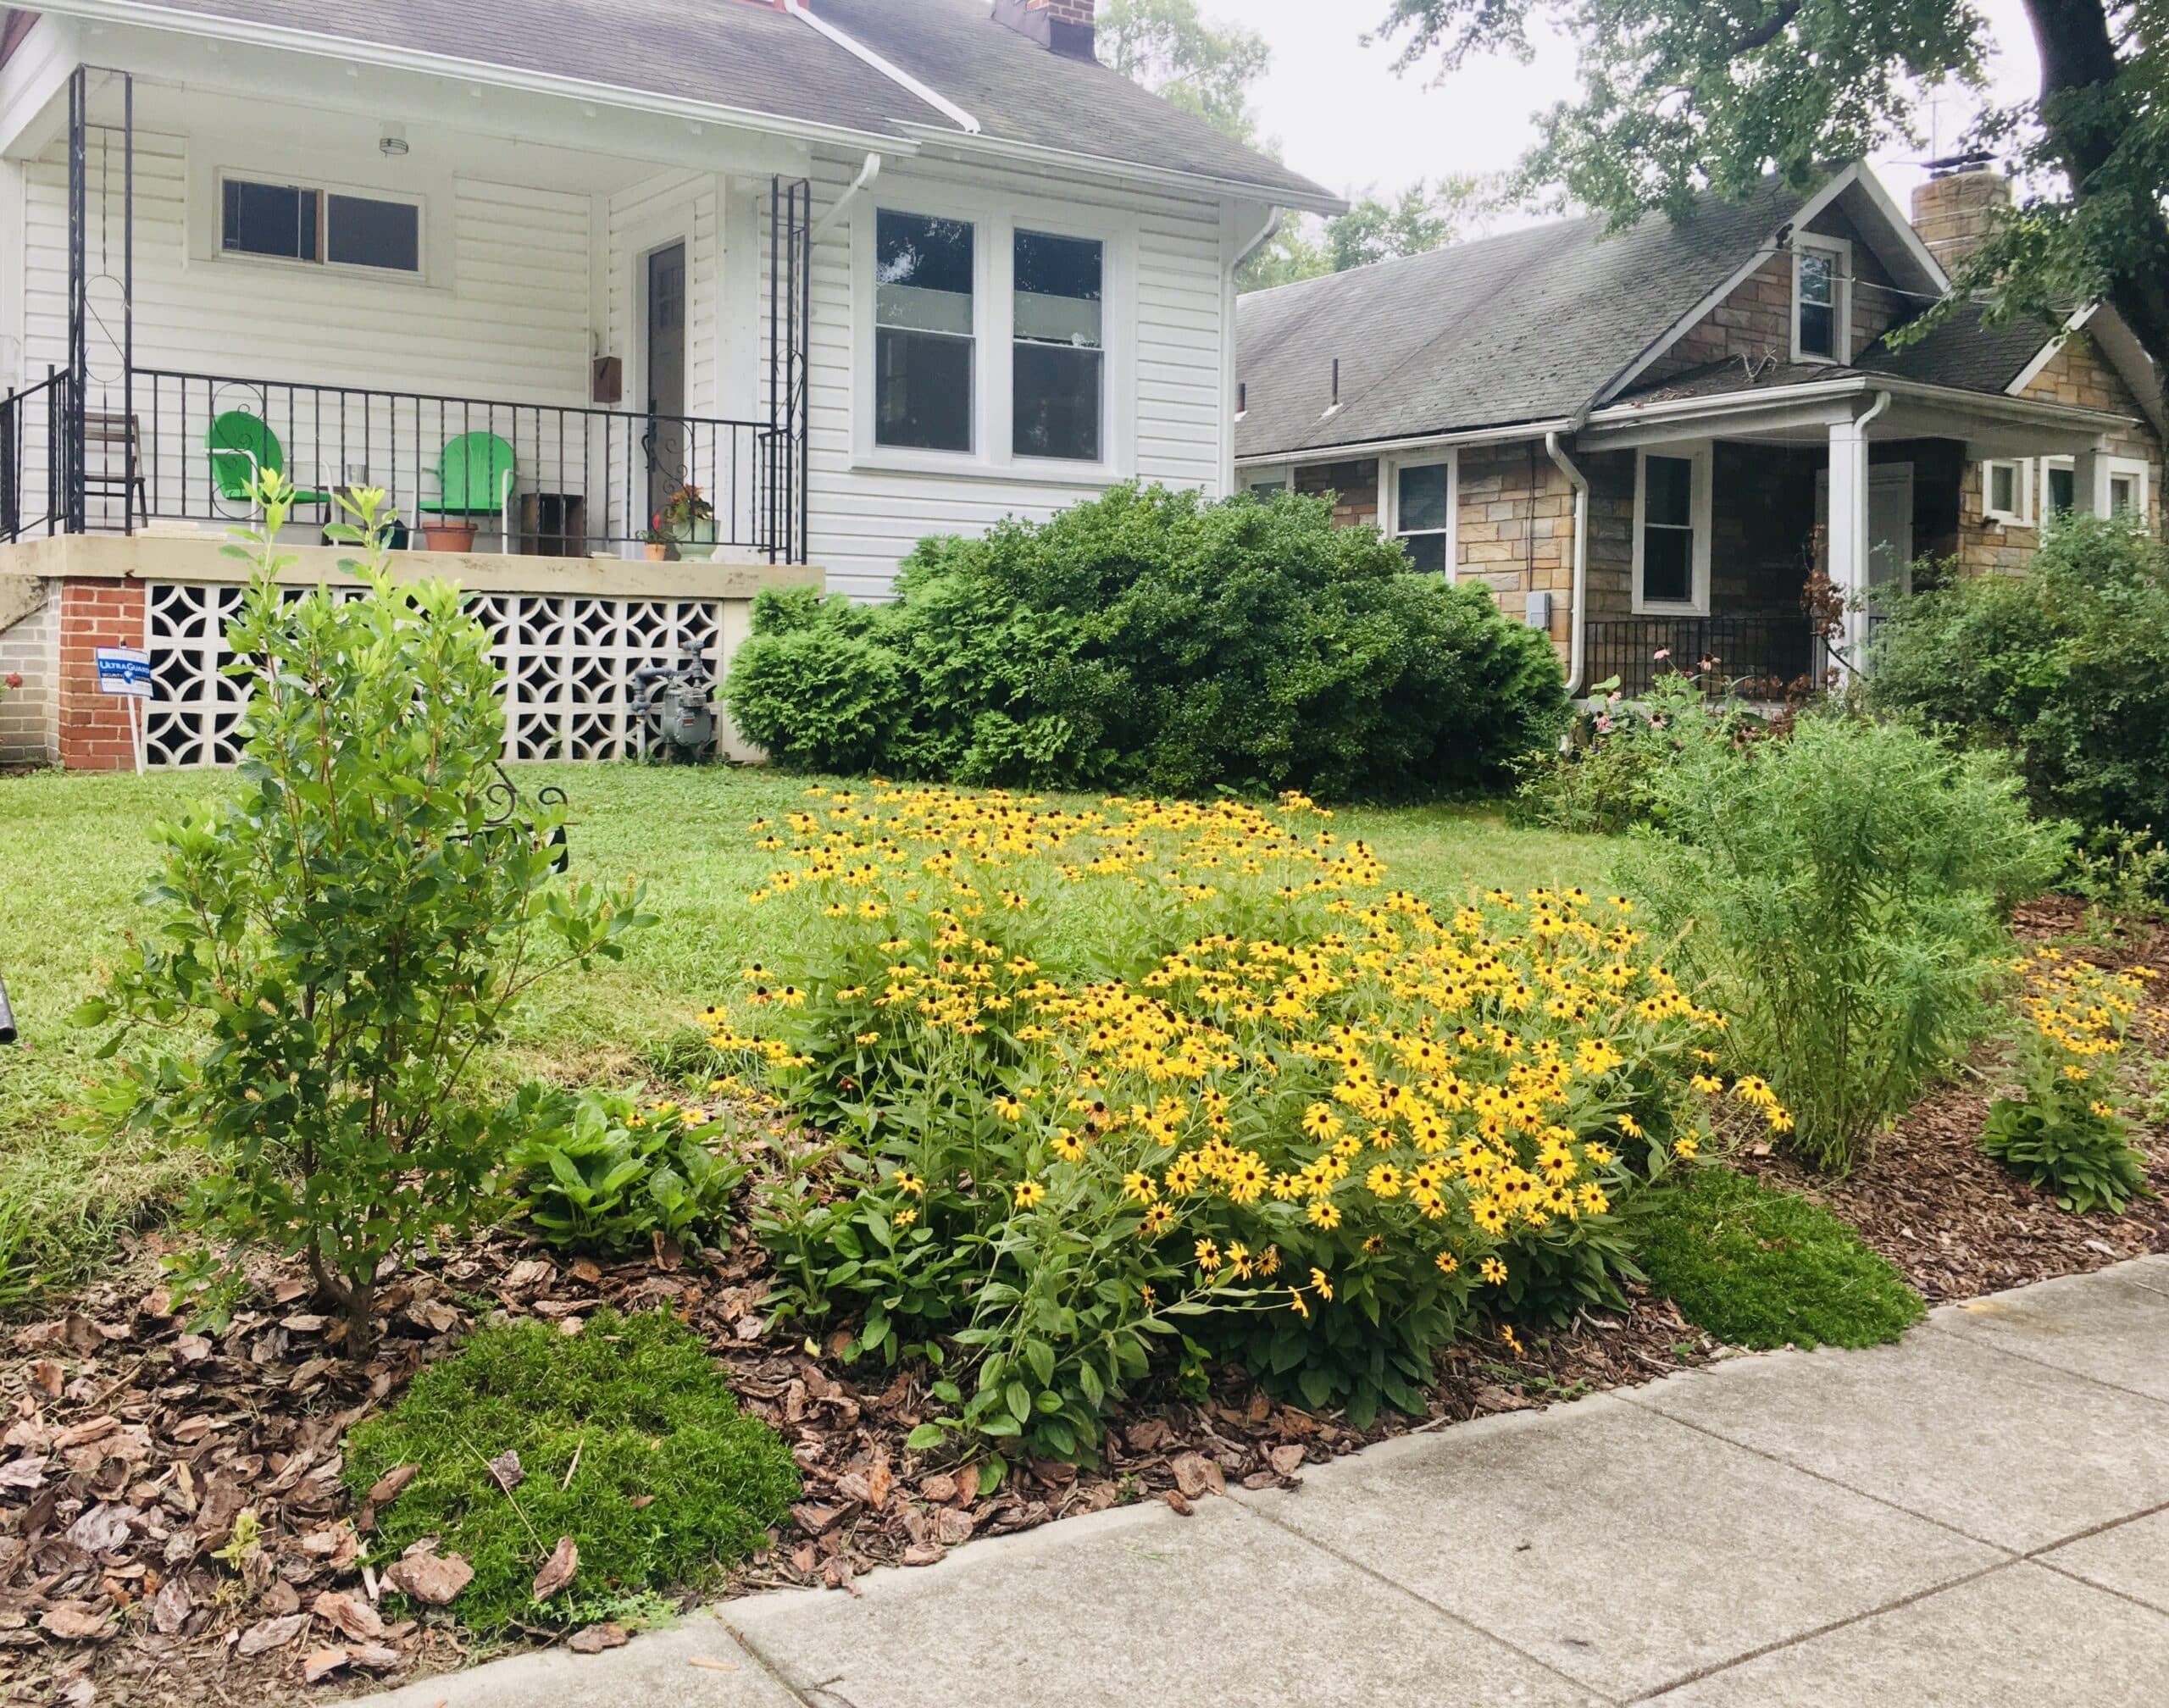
top-left (811, 151), bottom-right (882, 242)
top-left (29, 0), bottom-right (910, 155)
top-left (1545, 432), bottom-right (1592, 696)
top-left (909, 125), bottom-right (1349, 218)
top-left (783, 0), bottom-right (981, 136)
top-left (1584, 372), bottom-right (2138, 434)
top-left (1234, 419), bottom-right (1578, 469)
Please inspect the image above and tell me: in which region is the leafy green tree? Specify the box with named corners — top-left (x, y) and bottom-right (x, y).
top-left (1242, 179), bottom-right (1495, 291)
top-left (1100, 0), bottom-right (1273, 147)
top-left (1367, 0), bottom-right (2169, 369)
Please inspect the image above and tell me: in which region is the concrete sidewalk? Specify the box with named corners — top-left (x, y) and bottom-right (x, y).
top-left (350, 1256), bottom-right (2169, 1708)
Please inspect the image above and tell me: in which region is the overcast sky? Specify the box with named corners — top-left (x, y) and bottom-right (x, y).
top-left (1238, 0), bottom-right (2044, 219)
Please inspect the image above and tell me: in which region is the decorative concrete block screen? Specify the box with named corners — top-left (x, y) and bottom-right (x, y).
top-left (143, 582), bottom-right (727, 769)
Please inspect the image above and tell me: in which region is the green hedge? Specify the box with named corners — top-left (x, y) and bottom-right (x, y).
top-left (725, 484), bottom-right (1570, 800)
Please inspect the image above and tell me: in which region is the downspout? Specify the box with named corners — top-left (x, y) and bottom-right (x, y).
top-left (810, 151), bottom-right (881, 242)
top-left (1222, 207), bottom-right (1283, 496)
top-left (1545, 430), bottom-right (1591, 695)
top-left (782, 1), bottom-right (982, 136)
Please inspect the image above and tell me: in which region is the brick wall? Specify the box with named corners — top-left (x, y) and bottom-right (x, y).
top-left (1641, 254), bottom-right (1791, 385)
top-left (1456, 444), bottom-right (1578, 646)
top-left (1292, 459), bottom-right (1379, 528)
top-left (56, 580), bottom-right (147, 773)
top-left (0, 586), bottom-right (57, 765)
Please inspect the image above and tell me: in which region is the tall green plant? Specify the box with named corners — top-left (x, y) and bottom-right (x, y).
top-left (1623, 714), bottom-right (2067, 1173)
top-left (80, 480), bottom-right (652, 1349)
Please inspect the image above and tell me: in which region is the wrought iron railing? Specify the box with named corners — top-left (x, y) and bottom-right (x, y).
top-left (1585, 610), bottom-right (1821, 698)
top-left (1, 369), bottom-right (73, 544)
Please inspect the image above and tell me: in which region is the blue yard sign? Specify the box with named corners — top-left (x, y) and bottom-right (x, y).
top-left (94, 647), bottom-right (153, 699)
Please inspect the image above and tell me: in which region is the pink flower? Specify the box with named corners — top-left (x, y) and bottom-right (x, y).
top-left (1652, 647), bottom-right (1672, 663)
top-left (1595, 716), bottom-right (1614, 734)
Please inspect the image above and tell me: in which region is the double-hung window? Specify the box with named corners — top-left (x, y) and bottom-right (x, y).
top-left (875, 210), bottom-right (977, 453)
top-left (1635, 447), bottom-right (1708, 611)
top-left (1391, 459), bottom-right (1453, 574)
top-left (220, 176), bottom-right (420, 273)
top-left (1793, 238), bottom-right (1849, 363)
top-left (2042, 454), bottom-right (2150, 521)
top-left (1012, 230), bottom-right (1104, 463)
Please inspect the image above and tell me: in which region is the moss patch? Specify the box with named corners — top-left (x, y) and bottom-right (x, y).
top-left (1638, 1167), bottom-right (1926, 1350)
top-left (344, 1310), bottom-right (799, 1631)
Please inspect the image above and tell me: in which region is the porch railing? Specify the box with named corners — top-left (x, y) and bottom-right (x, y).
top-left (1585, 611), bottom-right (1821, 698)
top-left (1, 370), bottom-right (73, 544)
top-left (21, 367), bottom-right (797, 558)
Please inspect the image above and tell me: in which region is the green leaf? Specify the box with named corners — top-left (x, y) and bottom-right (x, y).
top-left (906, 1423), bottom-right (947, 1453)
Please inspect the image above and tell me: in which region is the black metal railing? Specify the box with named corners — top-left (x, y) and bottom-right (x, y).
top-left (1585, 611), bottom-right (1820, 698)
top-left (1, 369), bottom-right (73, 544)
top-left (61, 369), bottom-right (784, 555)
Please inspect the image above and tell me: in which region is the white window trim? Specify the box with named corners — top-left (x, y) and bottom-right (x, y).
top-left (212, 169), bottom-right (427, 280)
top-left (1982, 457), bottom-right (2034, 527)
top-left (186, 147), bottom-right (452, 293)
top-left (1381, 450), bottom-right (1459, 576)
top-left (1790, 235), bottom-right (1852, 366)
top-left (2042, 453), bottom-right (2151, 520)
top-left (1241, 464), bottom-right (1294, 496)
top-left (849, 182), bottom-right (1137, 485)
top-left (1632, 442), bottom-right (1712, 615)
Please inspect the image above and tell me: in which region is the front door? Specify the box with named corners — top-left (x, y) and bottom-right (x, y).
top-left (645, 242), bottom-right (688, 527)
top-left (1814, 463), bottom-right (1916, 592)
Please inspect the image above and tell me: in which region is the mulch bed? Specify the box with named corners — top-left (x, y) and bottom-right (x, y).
top-left (1729, 900), bottom-right (2169, 1302)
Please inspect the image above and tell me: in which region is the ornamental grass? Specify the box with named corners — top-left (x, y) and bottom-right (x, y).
top-left (713, 786), bottom-right (1788, 1453)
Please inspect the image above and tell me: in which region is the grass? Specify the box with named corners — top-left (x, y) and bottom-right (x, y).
top-left (342, 1309), bottom-right (800, 1631)
top-left (1635, 1166), bottom-right (1927, 1350)
top-left (0, 763), bottom-right (1616, 1278)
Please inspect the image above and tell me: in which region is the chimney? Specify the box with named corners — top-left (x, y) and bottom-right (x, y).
top-left (993, 0), bottom-right (1096, 61)
top-left (1911, 153), bottom-right (2011, 274)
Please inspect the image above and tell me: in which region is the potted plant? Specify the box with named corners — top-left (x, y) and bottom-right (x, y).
top-left (658, 484), bottom-right (718, 561)
top-left (420, 516), bottom-right (479, 552)
top-left (639, 523), bottom-right (677, 563)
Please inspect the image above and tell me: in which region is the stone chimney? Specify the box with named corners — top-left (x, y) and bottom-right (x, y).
top-left (1911, 153), bottom-right (2011, 274)
top-left (993, 0), bottom-right (1096, 60)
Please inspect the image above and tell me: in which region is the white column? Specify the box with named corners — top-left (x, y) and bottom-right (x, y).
top-left (1827, 416), bottom-right (1872, 667)
top-left (2073, 442), bottom-right (2113, 516)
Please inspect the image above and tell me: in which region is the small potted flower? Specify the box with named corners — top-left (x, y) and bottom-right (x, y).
top-left (640, 521), bottom-right (678, 563)
top-left (657, 484), bottom-right (718, 561)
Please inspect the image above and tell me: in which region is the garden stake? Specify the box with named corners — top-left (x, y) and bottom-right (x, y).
top-left (0, 968), bottom-right (16, 1045)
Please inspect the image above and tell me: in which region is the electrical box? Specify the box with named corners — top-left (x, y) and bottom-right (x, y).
top-left (1524, 591), bottom-right (1553, 631)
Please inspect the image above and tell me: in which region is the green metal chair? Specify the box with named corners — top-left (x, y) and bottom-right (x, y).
top-left (419, 430), bottom-right (517, 550)
top-left (204, 410), bottom-right (330, 515)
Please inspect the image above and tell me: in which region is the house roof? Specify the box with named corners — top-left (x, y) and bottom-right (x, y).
top-left (50, 0), bottom-right (1334, 208)
top-left (1236, 177), bottom-right (1811, 459)
top-left (1857, 297), bottom-right (2066, 392)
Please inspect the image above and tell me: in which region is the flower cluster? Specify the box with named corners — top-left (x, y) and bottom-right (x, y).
top-left (724, 785), bottom-right (1782, 1451)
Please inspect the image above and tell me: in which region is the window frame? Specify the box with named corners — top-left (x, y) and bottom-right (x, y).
top-left (1632, 443), bottom-right (1713, 615)
top-left (851, 186), bottom-right (1134, 484)
top-left (1240, 465), bottom-right (1293, 499)
top-left (1982, 458), bottom-right (2033, 527)
top-left (873, 208), bottom-right (981, 457)
top-left (1790, 235), bottom-right (1852, 366)
top-left (1382, 451), bottom-right (1458, 578)
top-left (213, 169), bottom-right (425, 278)
top-left (1010, 226), bottom-right (1107, 465)
top-left (2109, 460), bottom-right (2150, 519)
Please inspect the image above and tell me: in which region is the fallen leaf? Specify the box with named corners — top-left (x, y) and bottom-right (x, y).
top-left (50, 1417), bottom-right (118, 1452)
top-left (486, 1450), bottom-right (524, 1493)
top-left (38, 1604), bottom-right (113, 1641)
top-left (301, 1646), bottom-right (350, 1684)
top-left (0, 1456), bottom-right (47, 1492)
top-left (236, 1613), bottom-right (310, 1659)
top-left (902, 1544), bottom-right (945, 1567)
top-left (386, 1549), bottom-right (473, 1606)
top-left (365, 1464), bottom-right (421, 1508)
top-left (66, 1504), bottom-right (137, 1556)
top-left (312, 1589), bottom-right (386, 1642)
top-left (1169, 1453), bottom-right (1224, 1500)
top-left (1268, 1445), bottom-right (1306, 1478)
top-left (531, 1536), bottom-right (579, 1601)
top-left (150, 1577), bottom-right (191, 1635)
top-left (567, 1622), bottom-right (628, 1655)
top-left (29, 1360), bottom-right (64, 1399)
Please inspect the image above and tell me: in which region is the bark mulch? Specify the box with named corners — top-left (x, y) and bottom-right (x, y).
top-left (1729, 900), bottom-right (2169, 1303)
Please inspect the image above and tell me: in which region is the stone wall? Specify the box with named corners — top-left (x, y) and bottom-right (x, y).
top-left (0, 584), bottom-right (57, 766)
top-left (1291, 459), bottom-right (1379, 528)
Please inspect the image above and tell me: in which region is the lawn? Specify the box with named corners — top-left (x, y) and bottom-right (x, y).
top-left (0, 763), bottom-right (1617, 1276)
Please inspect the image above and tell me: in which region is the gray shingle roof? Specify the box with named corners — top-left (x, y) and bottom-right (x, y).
top-left (1235, 179), bottom-right (1809, 458)
top-left (1858, 298), bottom-right (2061, 392)
top-left (80, 0), bottom-right (1331, 207)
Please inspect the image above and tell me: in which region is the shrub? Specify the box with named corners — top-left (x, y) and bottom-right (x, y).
top-left (344, 1310), bottom-right (799, 1631)
top-left (1980, 951), bottom-right (2155, 1213)
top-left (725, 484), bottom-right (1570, 801)
top-left (79, 483), bottom-right (652, 1348)
top-left (1868, 516), bottom-right (2169, 863)
top-left (1623, 711), bottom-right (2068, 1175)
top-left (1513, 670), bottom-right (1738, 835)
top-left (1635, 1167), bottom-right (1924, 1349)
top-left (508, 1090), bottom-right (751, 1256)
top-left (719, 785), bottom-right (1783, 1450)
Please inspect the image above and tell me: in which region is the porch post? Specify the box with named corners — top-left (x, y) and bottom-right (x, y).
top-left (1826, 414), bottom-right (1872, 668)
top-left (2072, 441), bottom-right (2112, 516)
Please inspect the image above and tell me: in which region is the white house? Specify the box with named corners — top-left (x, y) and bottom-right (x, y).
top-left (0, 0), bottom-right (1336, 767)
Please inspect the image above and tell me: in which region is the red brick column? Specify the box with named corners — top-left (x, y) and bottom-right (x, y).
top-left (57, 580), bottom-right (147, 772)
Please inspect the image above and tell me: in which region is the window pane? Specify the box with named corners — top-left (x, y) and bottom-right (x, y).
top-left (326, 194), bottom-right (419, 271)
top-left (1249, 480), bottom-right (1284, 500)
top-left (2047, 465), bottom-right (2075, 516)
top-left (223, 180), bottom-right (314, 260)
top-left (2111, 474), bottom-right (2139, 516)
top-left (1401, 532), bottom-right (1447, 576)
top-left (1798, 301), bottom-right (1836, 358)
top-left (1013, 342), bottom-right (1101, 461)
top-left (1642, 528), bottom-right (1693, 604)
top-left (1645, 456), bottom-right (1693, 528)
top-left (1799, 251), bottom-right (1833, 307)
top-left (876, 327), bottom-right (974, 452)
top-left (1989, 463), bottom-right (2016, 514)
top-left (1398, 463), bottom-right (1451, 534)
top-left (1014, 230), bottom-right (1102, 347)
top-left (878, 211), bottom-right (974, 334)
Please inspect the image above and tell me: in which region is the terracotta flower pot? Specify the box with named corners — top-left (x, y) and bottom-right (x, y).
top-left (645, 541), bottom-right (673, 562)
top-left (419, 519), bottom-right (479, 552)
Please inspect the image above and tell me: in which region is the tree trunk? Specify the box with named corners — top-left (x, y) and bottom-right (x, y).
top-left (308, 1245), bottom-right (376, 1361)
top-left (2022, 0), bottom-right (2169, 372)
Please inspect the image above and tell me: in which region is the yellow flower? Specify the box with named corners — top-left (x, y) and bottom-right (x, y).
top-left (992, 1094), bottom-right (1025, 1121)
top-left (1310, 1267), bottom-right (1334, 1302)
top-left (1289, 1287), bottom-right (1311, 1318)
top-left (1140, 1202), bottom-right (1175, 1236)
top-left (1194, 1239), bottom-right (1223, 1273)
top-left (1307, 1198), bottom-right (1343, 1230)
top-left (1365, 1162), bottom-right (1404, 1200)
top-left (895, 1172), bottom-right (926, 1198)
top-left (893, 1208), bottom-right (918, 1228)
top-left (1012, 1178), bottom-right (1047, 1209)
top-left (1479, 1256), bottom-right (1507, 1285)
top-left (1434, 1251), bottom-right (1459, 1275)
top-left (1673, 1134), bottom-right (1700, 1159)
top-left (1123, 1171), bottom-right (1159, 1205)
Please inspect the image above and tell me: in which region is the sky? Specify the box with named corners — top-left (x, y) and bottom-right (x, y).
top-left (1237, 0), bottom-right (2044, 221)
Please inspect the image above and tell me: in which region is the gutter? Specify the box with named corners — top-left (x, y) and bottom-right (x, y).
top-left (810, 150), bottom-right (882, 242)
top-left (1234, 419), bottom-right (1578, 469)
top-left (1583, 372), bottom-right (2140, 435)
top-left (782, 0), bottom-right (981, 136)
top-left (907, 125), bottom-right (1349, 218)
top-left (1545, 432), bottom-right (1591, 696)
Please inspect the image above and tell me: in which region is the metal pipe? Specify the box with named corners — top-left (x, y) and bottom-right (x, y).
top-left (1545, 430), bottom-right (1591, 695)
top-left (0, 969), bottom-right (17, 1046)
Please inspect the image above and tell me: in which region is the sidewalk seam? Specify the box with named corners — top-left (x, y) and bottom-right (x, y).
top-left (1921, 1317), bottom-right (2169, 1410)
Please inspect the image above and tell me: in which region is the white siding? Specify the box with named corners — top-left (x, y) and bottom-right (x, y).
top-left (785, 151), bottom-right (1230, 600)
top-left (602, 169), bottom-right (724, 419)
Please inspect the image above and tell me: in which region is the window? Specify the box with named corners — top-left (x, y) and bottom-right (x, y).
top-left (1983, 458), bottom-right (2032, 525)
top-left (1635, 447), bottom-right (1708, 610)
top-left (219, 176), bottom-right (419, 273)
top-left (2111, 467), bottom-right (2147, 517)
top-left (2046, 462), bottom-right (2076, 518)
top-left (1013, 230), bottom-right (1103, 462)
top-left (2043, 455), bottom-right (2150, 520)
top-left (1392, 460), bottom-right (1453, 575)
top-left (876, 210), bottom-right (976, 453)
top-left (1793, 239), bottom-right (1850, 363)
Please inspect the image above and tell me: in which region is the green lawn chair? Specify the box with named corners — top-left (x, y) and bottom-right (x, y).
top-left (204, 410), bottom-right (331, 517)
top-left (418, 430), bottom-right (517, 551)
